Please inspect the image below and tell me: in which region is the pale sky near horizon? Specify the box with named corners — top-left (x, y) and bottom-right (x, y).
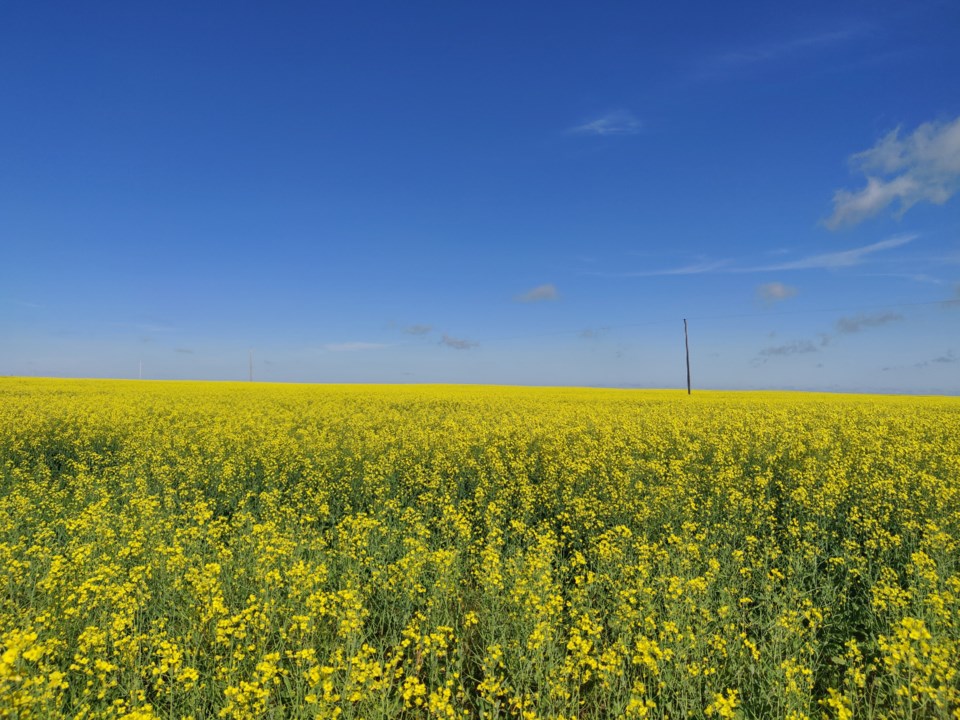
top-left (2, 1), bottom-right (959, 393)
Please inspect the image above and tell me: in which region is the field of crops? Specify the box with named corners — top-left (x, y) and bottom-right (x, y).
top-left (1, 379), bottom-right (959, 719)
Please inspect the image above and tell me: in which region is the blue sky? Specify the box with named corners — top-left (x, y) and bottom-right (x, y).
top-left (2, 1), bottom-right (959, 392)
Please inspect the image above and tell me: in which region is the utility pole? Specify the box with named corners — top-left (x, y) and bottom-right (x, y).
top-left (684, 319), bottom-right (691, 395)
top-left (249, 349), bottom-right (253, 382)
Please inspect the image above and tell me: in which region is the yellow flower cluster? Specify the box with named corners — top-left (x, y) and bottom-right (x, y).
top-left (1, 378), bottom-right (959, 718)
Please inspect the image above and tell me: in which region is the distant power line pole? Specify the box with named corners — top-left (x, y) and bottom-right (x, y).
top-left (249, 349), bottom-right (253, 382)
top-left (684, 319), bottom-right (692, 395)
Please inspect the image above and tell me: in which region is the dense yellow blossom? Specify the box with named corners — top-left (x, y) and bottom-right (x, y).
top-left (1, 378), bottom-right (959, 718)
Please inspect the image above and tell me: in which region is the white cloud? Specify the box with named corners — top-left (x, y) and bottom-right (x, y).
top-left (744, 234), bottom-right (916, 271)
top-left (323, 342), bottom-right (387, 352)
top-left (827, 115), bottom-right (960, 228)
top-left (516, 284), bottom-right (559, 302)
top-left (700, 27), bottom-right (865, 80)
top-left (569, 110), bottom-right (641, 136)
top-left (757, 282), bottom-right (798, 304)
top-left (592, 259), bottom-right (730, 278)
top-left (594, 236), bottom-right (914, 278)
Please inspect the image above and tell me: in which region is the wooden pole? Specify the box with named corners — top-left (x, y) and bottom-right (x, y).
top-left (684, 319), bottom-right (691, 395)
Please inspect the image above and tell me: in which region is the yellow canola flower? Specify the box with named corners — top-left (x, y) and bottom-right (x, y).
top-left (2, 379), bottom-right (960, 719)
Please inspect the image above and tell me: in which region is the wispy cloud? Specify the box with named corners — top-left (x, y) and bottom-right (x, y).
top-left (324, 342), bottom-right (388, 352)
top-left (941, 283), bottom-right (960, 308)
top-left (757, 282), bottom-right (798, 304)
top-left (110, 321), bottom-right (177, 334)
top-left (930, 350), bottom-right (958, 364)
top-left (516, 284), bottom-right (559, 303)
top-left (760, 310), bottom-right (903, 362)
top-left (697, 26), bottom-right (866, 80)
top-left (835, 312), bottom-right (903, 334)
top-left (174, 347), bottom-right (194, 354)
top-left (885, 349), bottom-right (958, 372)
top-left (756, 334), bottom-right (826, 363)
top-left (440, 334), bottom-right (477, 350)
top-left (569, 110), bottom-right (642, 136)
top-left (595, 235), bottom-right (914, 278)
top-left (592, 258), bottom-right (730, 278)
top-left (913, 350), bottom-right (956, 369)
top-left (11, 299), bottom-right (44, 309)
top-left (742, 235), bottom-right (917, 272)
top-left (579, 327), bottom-right (608, 340)
top-left (858, 272), bottom-right (942, 285)
top-left (759, 340), bottom-right (820, 357)
top-left (827, 115), bottom-right (960, 228)
top-left (404, 324), bottom-right (433, 335)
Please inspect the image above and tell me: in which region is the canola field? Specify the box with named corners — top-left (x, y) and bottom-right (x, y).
top-left (1, 379), bottom-right (959, 720)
